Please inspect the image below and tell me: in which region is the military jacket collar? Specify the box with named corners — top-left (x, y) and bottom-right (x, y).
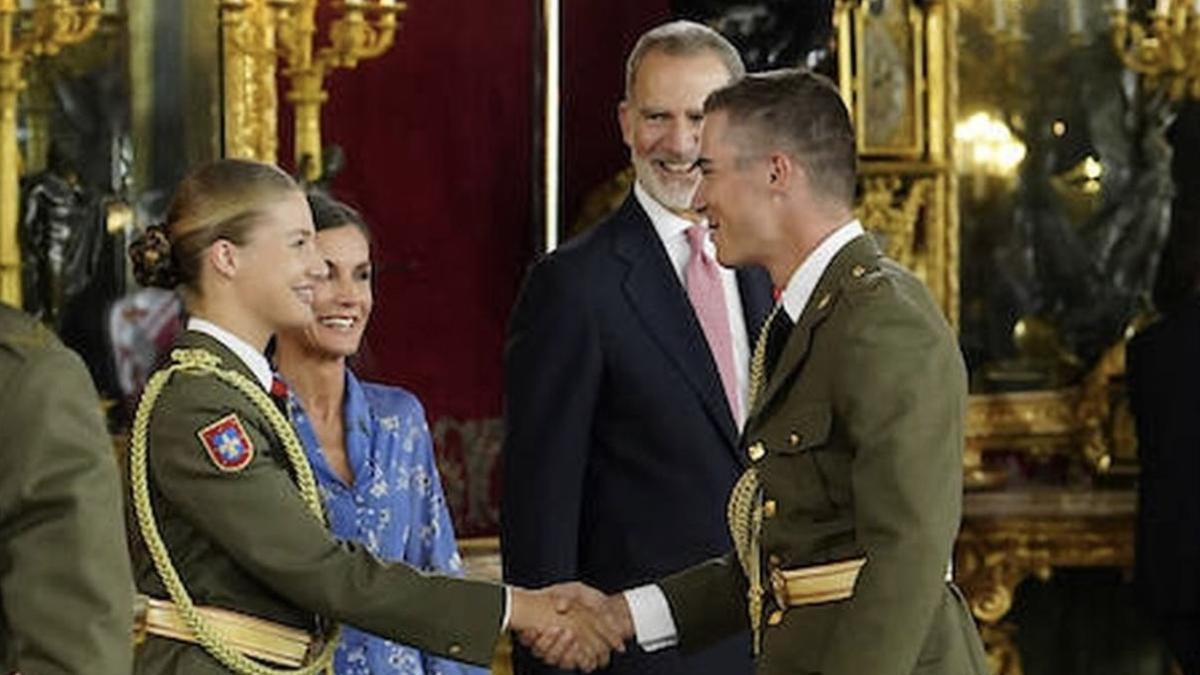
top-left (185, 317), bottom-right (273, 391)
top-left (175, 326), bottom-right (271, 392)
top-left (779, 220), bottom-right (865, 322)
top-left (751, 233), bottom-right (884, 419)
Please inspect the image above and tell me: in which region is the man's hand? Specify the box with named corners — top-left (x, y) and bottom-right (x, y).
top-left (544, 582), bottom-right (635, 645)
top-left (509, 586), bottom-right (625, 672)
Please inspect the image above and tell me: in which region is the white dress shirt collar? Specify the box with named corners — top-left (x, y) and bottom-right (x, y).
top-left (634, 180), bottom-right (696, 245)
top-left (186, 317), bottom-right (274, 391)
top-left (779, 219), bottom-right (866, 322)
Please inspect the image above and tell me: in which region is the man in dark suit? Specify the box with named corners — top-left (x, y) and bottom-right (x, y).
top-left (502, 20), bottom-right (770, 675)
top-left (1128, 298), bottom-right (1200, 675)
top-left (582, 69), bottom-right (987, 675)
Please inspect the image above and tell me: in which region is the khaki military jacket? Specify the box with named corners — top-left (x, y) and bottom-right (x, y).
top-left (0, 303), bottom-right (134, 675)
top-left (660, 236), bottom-right (988, 675)
top-left (131, 331), bottom-right (502, 673)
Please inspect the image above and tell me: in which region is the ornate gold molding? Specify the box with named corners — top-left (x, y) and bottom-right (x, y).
top-left (956, 490), bottom-right (1136, 675)
top-left (220, 0), bottom-right (278, 162)
top-left (838, 0), bottom-right (959, 325)
top-left (219, 0), bottom-right (407, 178)
top-left (0, 0), bottom-right (101, 307)
top-left (964, 332), bottom-right (1140, 487)
top-left (857, 172), bottom-right (938, 290)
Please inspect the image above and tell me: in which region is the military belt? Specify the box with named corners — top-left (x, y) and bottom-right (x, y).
top-left (133, 595), bottom-right (315, 667)
top-left (769, 557), bottom-right (866, 610)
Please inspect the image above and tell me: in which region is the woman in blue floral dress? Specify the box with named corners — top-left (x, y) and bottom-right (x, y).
top-left (275, 193), bottom-right (487, 675)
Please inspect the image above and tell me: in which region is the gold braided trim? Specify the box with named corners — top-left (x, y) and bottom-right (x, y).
top-left (727, 467), bottom-right (764, 654)
top-left (129, 348), bottom-right (340, 675)
top-left (137, 596), bottom-right (313, 667)
top-left (731, 302), bottom-right (779, 653)
top-left (769, 557), bottom-right (865, 609)
top-left (747, 304), bottom-right (781, 416)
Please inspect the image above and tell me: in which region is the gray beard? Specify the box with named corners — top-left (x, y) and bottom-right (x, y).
top-left (632, 156), bottom-right (699, 212)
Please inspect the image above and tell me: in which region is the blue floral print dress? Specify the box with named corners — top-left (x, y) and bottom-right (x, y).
top-left (287, 371), bottom-right (488, 675)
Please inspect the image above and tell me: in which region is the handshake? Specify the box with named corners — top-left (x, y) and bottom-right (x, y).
top-left (508, 583), bottom-right (636, 672)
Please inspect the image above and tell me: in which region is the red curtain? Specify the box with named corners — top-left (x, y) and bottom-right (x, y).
top-left (279, 0), bottom-right (668, 536)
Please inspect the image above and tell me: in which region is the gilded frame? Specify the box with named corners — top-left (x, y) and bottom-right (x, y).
top-left (844, 0), bottom-right (927, 159)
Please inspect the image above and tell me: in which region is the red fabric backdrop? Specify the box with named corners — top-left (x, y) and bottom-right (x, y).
top-left (563, 3), bottom-right (672, 224)
top-left (277, 1), bottom-right (668, 536)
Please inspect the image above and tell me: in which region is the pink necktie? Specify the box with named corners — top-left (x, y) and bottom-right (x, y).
top-left (685, 224), bottom-right (740, 424)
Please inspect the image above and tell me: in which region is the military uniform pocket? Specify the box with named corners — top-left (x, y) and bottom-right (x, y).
top-left (756, 402), bottom-right (851, 522)
top-left (768, 402), bottom-right (832, 455)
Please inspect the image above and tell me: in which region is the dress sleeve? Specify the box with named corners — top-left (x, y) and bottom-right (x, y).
top-left (384, 393), bottom-right (491, 675)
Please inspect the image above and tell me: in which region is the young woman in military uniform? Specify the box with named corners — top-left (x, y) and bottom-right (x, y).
top-left (126, 159), bottom-right (619, 674)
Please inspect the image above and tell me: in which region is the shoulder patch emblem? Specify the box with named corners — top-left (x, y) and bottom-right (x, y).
top-left (197, 413), bottom-right (255, 472)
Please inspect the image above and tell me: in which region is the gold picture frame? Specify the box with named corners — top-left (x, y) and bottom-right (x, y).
top-left (841, 0), bottom-right (928, 159)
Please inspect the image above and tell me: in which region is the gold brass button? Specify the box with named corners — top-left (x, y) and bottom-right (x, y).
top-left (851, 264), bottom-right (866, 278)
top-left (763, 499), bottom-right (777, 518)
top-left (448, 644), bottom-right (462, 656)
top-left (748, 441), bottom-right (766, 461)
top-left (788, 432), bottom-right (802, 447)
top-left (768, 553), bottom-right (782, 567)
top-left (817, 293), bottom-right (831, 310)
top-left (767, 610), bottom-right (784, 626)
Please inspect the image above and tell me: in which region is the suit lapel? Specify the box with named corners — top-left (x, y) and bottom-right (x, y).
top-left (752, 235), bottom-right (883, 420)
top-left (611, 195), bottom-right (739, 447)
top-left (737, 265), bottom-right (773, 341)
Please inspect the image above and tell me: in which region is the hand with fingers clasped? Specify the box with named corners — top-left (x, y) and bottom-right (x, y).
top-left (509, 583), bottom-right (634, 671)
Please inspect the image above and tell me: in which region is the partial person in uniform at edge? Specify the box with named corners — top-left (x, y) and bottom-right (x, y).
top-left (272, 192), bottom-right (487, 675)
top-left (550, 69), bottom-right (989, 675)
top-left (0, 302), bottom-right (133, 675)
top-left (502, 19), bottom-right (770, 675)
top-left (1128, 287), bottom-right (1200, 675)
top-left (125, 158), bottom-right (624, 674)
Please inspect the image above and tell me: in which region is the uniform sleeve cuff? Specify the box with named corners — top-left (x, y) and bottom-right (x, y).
top-left (501, 586), bottom-right (513, 632)
top-left (623, 585), bottom-right (679, 652)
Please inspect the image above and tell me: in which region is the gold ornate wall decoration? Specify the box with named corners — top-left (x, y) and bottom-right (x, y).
top-left (22, 11), bottom-right (123, 176)
top-left (280, 0), bottom-right (406, 181)
top-left (837, 0), bottom-right (959, 325)
top-left (857, 175), bottom-right (934, 281)
top-left (0, 0), bottom-right (101, 307)
top-left (956, 491), bottom-right (1136, 675)
top-left (843, 0), bottom-right (927, 157)
top-left (219, 0), bottom-right (407, 176)
top-left (1076, 321), bottom-right (1149, 477)
top-left (221, 0), bottom-right (279, 163)
top-left (1110, 0), bottom-right (1200, 101)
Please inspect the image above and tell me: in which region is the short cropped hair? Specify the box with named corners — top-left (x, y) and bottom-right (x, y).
top-left (625, 20), bottom-right (745, 98)
top-left (705, 69), bottom-right (857, 207)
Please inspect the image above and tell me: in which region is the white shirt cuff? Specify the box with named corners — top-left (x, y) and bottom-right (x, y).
top-left (623, 585), bottom-right (679, 652)
top-left (501, 586), bottom-right (513, 631)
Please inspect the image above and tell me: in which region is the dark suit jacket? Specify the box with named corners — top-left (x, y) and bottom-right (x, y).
top-left (659, 235), bottom-right (988, 675)
top-left (502, 193), bottom-right (771, 674)
top-left (1128, 300), bottom-right (1200, 619)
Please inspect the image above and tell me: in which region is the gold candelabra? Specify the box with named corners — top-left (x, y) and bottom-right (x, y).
top-left (0, 0), bottom-right (100, 307)
top-left (1111, 0), bottom-right (1200, 100)
top-left (221, 0), bottom-right (406, 181)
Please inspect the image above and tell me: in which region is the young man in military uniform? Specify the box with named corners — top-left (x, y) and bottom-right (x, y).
top-left (552, 70), bottom-right (990, 675)
top-left (0, 302), bottom-right (134, 675)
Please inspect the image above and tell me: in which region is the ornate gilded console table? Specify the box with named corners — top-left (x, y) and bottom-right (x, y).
top-left (956, 489), bottom-right (1137, 675)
